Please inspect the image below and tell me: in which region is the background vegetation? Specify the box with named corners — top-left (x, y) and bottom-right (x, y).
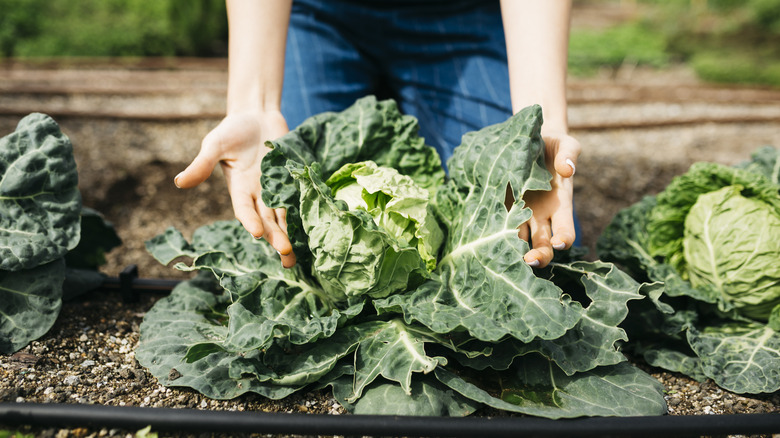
top-left (1, 0), bottom-right (778, 86)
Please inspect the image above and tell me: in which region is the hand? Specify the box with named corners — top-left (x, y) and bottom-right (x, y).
top-left (518, 131), bottom-right (580, 268)
top-left (174, 110), bottom-right (297, 268)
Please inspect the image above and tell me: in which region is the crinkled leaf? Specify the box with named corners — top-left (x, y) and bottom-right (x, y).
top-left (375, 106), bottom-right (583, 343)
top-left (687, 323), bottom-right (780, 393)
top-left (135, 275), bottom-right (302, 400)
top-left (327, 160), bottom-right (443, 271)
top-left (435, 356), bottom-right (667, 419)
top-left (451, 262), bottom-right (649, 375)
top-left (0, 113), bottom-right (81, 271)
top-left (145, 220), bottom-right (361, 347)
top-left (292, 163), bottom-right (427, 301)
top-left (331, 375), bottom-right (480, 416)
top-left (0, 259), bottom-right (65, 354)
top-left (219, 279), bottom-right (364, 351)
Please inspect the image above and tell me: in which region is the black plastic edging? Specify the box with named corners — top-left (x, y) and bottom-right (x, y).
top-left (1, 403), bottom-right (778, 437)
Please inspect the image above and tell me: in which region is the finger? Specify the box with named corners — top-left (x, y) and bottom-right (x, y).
top-left (553, 137), bottom-right (582, 178)
top-left (231, 193), bottom-right (265, 238)
top-left (258, 203), bottom-right (293, 255)
top-left (275, 208), bottom-right (289, 235)
top-left (524, 219), bottom-right (554, 268)
top-left (175, 137), bottom-right (222, 189)
top-left (550, 204), bottom-right (576, 251)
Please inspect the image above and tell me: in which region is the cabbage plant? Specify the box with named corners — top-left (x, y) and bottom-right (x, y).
top-left (598, 146), bottom-right (780, 394)
top-left (140, 97), bottom-right (667, 418)
top-left (0, 113), bottom-right (121, 354)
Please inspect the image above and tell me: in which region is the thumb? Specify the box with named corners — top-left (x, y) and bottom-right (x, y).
top-left (174, 136), bottom-right (222, 189)
top-left (553, 136), bottom-right (581, 178)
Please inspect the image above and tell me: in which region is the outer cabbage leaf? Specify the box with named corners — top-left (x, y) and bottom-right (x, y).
top-left (455, 261), bottom-right (648, 375)
top-left (687, 323), bottom-right (780, 393)
top-left (683, 186), bottom-right (780, 321)
top-left (0, 113), bottom-right (81, 271)
top-left (330, 374), bottom-right (480, 416)
top-left (327, 160), bottom-right (443, 271)
top-left (375, 105), bottom-right (583, 343)
top-left (135, 275), bottom-right (300, 400)
top-left (145, 220), bottom-right (363, 348)
top-left (291, 163), bottom-right (427, 300)
top-left (434, 356), bottom-right (667, 419)
top-left (0, 260), bottom-right (65, 354)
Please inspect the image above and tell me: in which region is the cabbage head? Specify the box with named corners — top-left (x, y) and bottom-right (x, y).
top-left (327, 161), bottom-right (443, 271)
top-left (683, 185), bottom-right (780, 321)
top-left (598, 146), bottom-right (780, 394)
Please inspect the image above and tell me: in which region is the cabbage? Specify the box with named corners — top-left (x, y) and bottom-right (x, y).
top-left (598, 146), bottom-right (780, 394)
top-left (141, 97), bottom-right (668, 418)
top-left (684, 185), bottom-right (780, 320)
top-left (327, 161), bottom-right (443, 271)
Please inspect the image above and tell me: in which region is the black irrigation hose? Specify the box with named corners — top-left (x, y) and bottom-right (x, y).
top-left (1, 403), bottom-right (778, 437)
top-left (98, 265), bottom-right (180, 302)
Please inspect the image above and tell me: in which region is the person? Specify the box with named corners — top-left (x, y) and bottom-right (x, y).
top-left (174, 0), bottom-right (581, 270)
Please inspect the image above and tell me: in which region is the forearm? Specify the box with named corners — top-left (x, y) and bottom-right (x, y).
top-left (225, 0), bottom-right (292, 114)
top-left (500, 0), bottom-right (571, 134)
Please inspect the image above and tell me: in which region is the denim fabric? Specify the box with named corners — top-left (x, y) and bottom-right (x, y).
top-left (282, 0), bottom-right (510, 166)
top-left (281, 0), bottom-right (582, 244)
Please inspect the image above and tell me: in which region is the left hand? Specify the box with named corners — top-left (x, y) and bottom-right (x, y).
top-left (518, 131), bottom-right (581, 268)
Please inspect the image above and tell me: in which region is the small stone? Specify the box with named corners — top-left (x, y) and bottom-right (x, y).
top-left (80, 360), bottom-right (96, 368)
top-left (64, 375), bottom-right (80, 386)
top-left (79, 334), bottom-right (88, 342)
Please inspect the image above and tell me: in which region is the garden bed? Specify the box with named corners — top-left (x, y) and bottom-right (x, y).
top-left (0, 60), bottom-right (778, 437)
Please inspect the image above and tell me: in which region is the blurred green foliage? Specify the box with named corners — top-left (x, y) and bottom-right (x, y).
top-left (568, 22), bottom-right (669, 75)
top-left (569, 0), bottom-right (780, 86)
top-left (0, 0), bottom-right (227, 57)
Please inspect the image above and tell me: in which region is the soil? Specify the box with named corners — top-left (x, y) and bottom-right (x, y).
top-left (1, 55), bottom-right (779, 437)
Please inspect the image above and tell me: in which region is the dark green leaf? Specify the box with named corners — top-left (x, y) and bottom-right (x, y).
top-left (0, 113), bottom-right (81, 271)
top-left (0, 259), bottom-right (65, 354)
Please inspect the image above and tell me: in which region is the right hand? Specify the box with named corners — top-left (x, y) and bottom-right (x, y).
top-left (174, 110), bottom-right (297, 268)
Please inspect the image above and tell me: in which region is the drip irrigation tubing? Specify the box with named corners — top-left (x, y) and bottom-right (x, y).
top-left (1, 403), bottom-right (778, 437)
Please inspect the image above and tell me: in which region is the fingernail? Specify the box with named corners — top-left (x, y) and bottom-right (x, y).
top-left (553, 242), bottom-right (566, 250)
top-left (174, 172), bottom-right (183, 188)
top-left (276, 250), bottom-right (281, 255)
top-left (527, 259), bottom-right (540, 268)
top-left (565, 158), bottom-right (576, 176)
